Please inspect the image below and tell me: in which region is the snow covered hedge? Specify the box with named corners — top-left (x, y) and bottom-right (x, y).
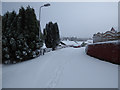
top-left (86, 40), bottom-right (120, 65)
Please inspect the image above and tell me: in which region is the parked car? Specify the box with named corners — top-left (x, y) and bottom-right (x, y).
top-left (73, 45), bottom-right (81, 48)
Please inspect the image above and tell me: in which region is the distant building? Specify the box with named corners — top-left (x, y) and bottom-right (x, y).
top-left (93, 27), bottom-right (118, 43)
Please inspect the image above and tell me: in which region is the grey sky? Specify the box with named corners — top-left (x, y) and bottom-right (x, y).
top-left (2, 2), bottom-right (118, 38)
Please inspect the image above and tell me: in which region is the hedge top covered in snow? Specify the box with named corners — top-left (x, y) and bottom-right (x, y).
top-left (88, 40), bottom-right (119, 45)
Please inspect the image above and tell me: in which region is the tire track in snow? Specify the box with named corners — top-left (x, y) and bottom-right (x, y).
top-left (47, 59), bottom-right (70, 88)
top-left (46, 48), bottom-right (75, 88)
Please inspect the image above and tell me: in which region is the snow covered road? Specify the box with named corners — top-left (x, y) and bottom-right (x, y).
top-left (2, 47), bottom-right (118, 88)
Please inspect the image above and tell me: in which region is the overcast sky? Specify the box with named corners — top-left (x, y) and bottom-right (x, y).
top-left (2, 2), bottom-right (118, 38)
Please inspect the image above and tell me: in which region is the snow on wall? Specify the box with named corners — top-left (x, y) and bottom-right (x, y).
top-left (86, 40), bottom-right (120, 64)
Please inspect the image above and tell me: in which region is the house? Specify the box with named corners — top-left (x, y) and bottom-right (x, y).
top-left (93, 27), bottom-right (118, 43)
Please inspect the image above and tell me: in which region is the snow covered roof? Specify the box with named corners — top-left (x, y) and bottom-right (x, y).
top-left (110, 27), bottom-right (118, 32)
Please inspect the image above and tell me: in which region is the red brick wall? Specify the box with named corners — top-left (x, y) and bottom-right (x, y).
top-left (86, 42), bottom-right (120, 64)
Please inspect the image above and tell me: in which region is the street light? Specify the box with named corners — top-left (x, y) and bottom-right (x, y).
top-left (39, 3), bottom-right (50, 40)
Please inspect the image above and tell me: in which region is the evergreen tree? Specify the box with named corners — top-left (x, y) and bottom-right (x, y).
top-left (2, 11), bottom-right (18, 63)
top-left (81, 42), bottom-right (87, 47)
top-left (17, 6), bottom-right (26, 34)
top-left (25, 6), bottom-right (43, 50)
top-left (2, 6), bottom-right (43, 64)
top-left (44, 22), bottom-right (60, 50)
top-left (2, 11), bottom-right (9, 35)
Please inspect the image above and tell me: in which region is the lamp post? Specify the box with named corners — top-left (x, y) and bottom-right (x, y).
top-left (39, 3), bottom-right (50, 40)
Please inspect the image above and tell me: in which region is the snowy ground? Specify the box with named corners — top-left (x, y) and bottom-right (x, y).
top-left (2, 47), bottom-right (118, 88)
